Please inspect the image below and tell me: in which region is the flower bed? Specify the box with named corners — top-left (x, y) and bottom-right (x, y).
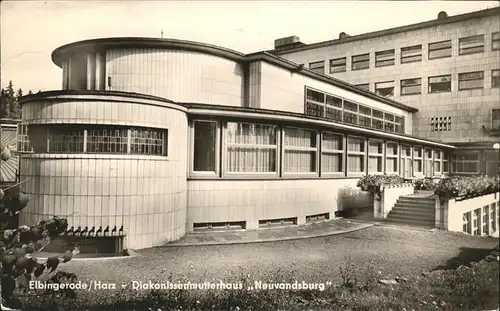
top-left (356, 175), bottom-right (405, 200)
top-left (434, 176), bottom-right (500, 202)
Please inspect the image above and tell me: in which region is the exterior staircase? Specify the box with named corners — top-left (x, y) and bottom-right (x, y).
top-left (386, 194), bottom-right (436, 228)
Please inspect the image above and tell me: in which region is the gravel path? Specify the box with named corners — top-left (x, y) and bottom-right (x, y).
top-left (59, 226), bottom-right (499, 286)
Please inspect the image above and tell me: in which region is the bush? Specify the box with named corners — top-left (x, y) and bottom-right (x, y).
top-left (434, 175), bottom-right (500, 201)
top-left (414, 178), bottom-right (439, 191)
top-left (356, 174), bottom-right (406, 200)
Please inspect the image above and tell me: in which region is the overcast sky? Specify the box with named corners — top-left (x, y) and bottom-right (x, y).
top-left (1, 0), bottom-right (499, 92)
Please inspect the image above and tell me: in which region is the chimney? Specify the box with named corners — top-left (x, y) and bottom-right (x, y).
top-left (437, 11), bottom-right (448, 19)
top-left (274, 36), bottom-right (304, 50)
top-left (339, 32), bottom-right (350, 39)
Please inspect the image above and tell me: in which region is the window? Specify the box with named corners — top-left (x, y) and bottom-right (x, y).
top-left (434, 150), bottom-right (442, 175)
top-left (375, 49), bottom-right (395, 67)
top-left (384, 113), bottom-right (395, 132)
top-left (473, 209), bottom-right (480, 236)
top-left (347, 136), bottom-right (365, 173)
top-left (429, 40), bottom-right (452, 59)
top-left (330, 57), bottom-right (346, 73)
top-left (401, 45), bottom-right (422, 63)
top-left (394, 116), bottom-right (405, 134)
top-left (309, 61), bottom-right (325, 74)
top-left (130, 128), bottom-right (167, 156)
top-left (193, 121), bottom-right (218, 173)
top-left (493, 109), bottom-right (500, 129)
top-left (401, 78), bottom-right (421, 95)
top-left (352, 53), bottom-right (369, 70)
top-left (490, 203), bottom-right (497, 233)
top-left (372, 109), bottom-right (384, 131)
top-left (343, 100), bottom-right (358, 125)
top-left (493, 32), bottom-right (500, 51)
top-left (443, 152), bottom-right (450, 174)
top-left (492, 69), bottom-right (500, 88)
top-left (283, 127), bottom-right (317, 173)
top-left (17, 124), bottom-right (33, 153)
top-left (226, 122), bottom-right (277, 173)
top-left (483, 206), bottom-right (489, 235)
top-left (431, 117), bottom-right (452, 131)
top-left (325, 94), bottom-right (343, 122)
top-left (86, 127), bottom-right (127, 154)
top-left (424, 149), bottom-right (433, 177)
top-left (463, 212), bottom-right (471, 234)
top-left (305, 88), bottom-right (325, 118)
top-left (459, 34), bottom-right (484, 55)
top-left (413, 146), bottom-right (423, 175)
top-left (386, 142), bottom-right (399, 174)
top-left (358, 105), bottom-right (372, 127)
top-left (428, 75), bottom-right (451, 93)
top-left (368, 140), bottom-right (383, 173)
top-left (401, 145), bottom-right (412, 178)
top-left (321, 132), bottom-right (344, 173)
top-left (458, 71), bottom-right (484, 90)
top-left (451, 152), bottom-right (479, 174)
top-left (375, 81), bottom-right (394, 97)
top-left (355, 84), bottom-right (370, 91)
top-left (49, 126), bottom-right (85, 153)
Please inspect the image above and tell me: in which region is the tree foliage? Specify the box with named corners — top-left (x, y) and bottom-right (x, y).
top-left (0, 81), bottom-right (32, 119)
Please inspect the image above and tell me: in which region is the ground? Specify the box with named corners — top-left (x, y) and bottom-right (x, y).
top-left (59, 225), bottom-right (499, 287)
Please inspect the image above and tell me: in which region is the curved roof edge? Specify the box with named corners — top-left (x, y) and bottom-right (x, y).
top-left (51, 37), bottom-right (246, 67)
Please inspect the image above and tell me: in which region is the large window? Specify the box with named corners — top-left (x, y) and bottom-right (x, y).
top-left (304, 87), bottom-right (405, 134)
top-left (434, 150), bottom-right (442, 175)
top-left (368, 140), bottom-right (383, 173)
top-left (375, 81), bottom-right (394, 98)
top-left (193, 121), bottom-right (218, 173)
top-left (330, 57), bottom-right (346, 73)
top-left (401, 78), bottom-right (421, 95)
top-left (309, 61), bottom-right (325, 74)
top-left (375, 49), bottom-right (395, 67)
top-left (429, 40), bottom-right (452, 59)
top-left (492, 69), bottom-right (500, 88)
top-left (413, 146), bottom-right (423, 175)
top-left (451, 152), bottom-right (479, 174)
top-left (226, 122), bottom-right (277, 173)
top-left (45, 125), bottom-right (167, 155)
top-left (424, 148), bottom-right (433, 177)
top-left (493, 32), bottom-right (500, 51)
top-left (458, 71), bottom-right (484, 90)
top-left (401, 145), bottom-right (412, 178)
top-left (283, 127), bottom-right (317, 173)
top-left (401, 45), bottom-right (422, 63)
top-left (428, 75), bottom-right (451, 93)
top-left (321, 132), bottom-right (344, 174)
top-left (352, 54), bottom-right (370, 70)
top-left (347, 136), bottom-right (365, 173)
top-left (386, 142), bottom-right (399, 174)
top-left (459, 34), bottom-right (485, 55)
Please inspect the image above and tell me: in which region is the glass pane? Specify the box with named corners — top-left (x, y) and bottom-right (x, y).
top-left (322, 153), bottom-right (343, 173)
top-left (284, 150), bottom-right (316, 172)
top-left (193, 121), bottom-right (217, 172)
top-left (322, 132), bottom-right (343, 150)
top-left (284, 128), bottom-right (316, 148)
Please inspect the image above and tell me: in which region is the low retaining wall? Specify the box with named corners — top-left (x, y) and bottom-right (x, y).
top-left (374, 183), bottom-right (414, 219)
top-left (435, 192), bottom-right (500, 236)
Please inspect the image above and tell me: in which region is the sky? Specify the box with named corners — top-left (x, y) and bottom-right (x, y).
top-left (1, 0), bottom-right (499, 92)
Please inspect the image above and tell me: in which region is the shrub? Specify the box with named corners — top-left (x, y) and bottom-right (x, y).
top-left (356, 174), bottom-right (406, 200)
top-left (414, 178), bottom-right (439, 191)
top-left (434, 175), bottom-right (500, 202)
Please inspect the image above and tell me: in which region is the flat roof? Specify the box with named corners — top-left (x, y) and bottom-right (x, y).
top-left (273, 7), bottom-right (500, 55)
top-left (51, 37), bottom-right (418, 113)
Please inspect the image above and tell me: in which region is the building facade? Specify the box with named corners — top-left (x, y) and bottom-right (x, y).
top-left (17, 37), bottom-right (455, 250)
top-left (273, 7), bottom-right (500, 177)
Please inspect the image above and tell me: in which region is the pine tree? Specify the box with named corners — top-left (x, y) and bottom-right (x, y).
top-left (12, 89), bottom-right (23, 119)
top-left (0, 88), bottom-right (8, 118)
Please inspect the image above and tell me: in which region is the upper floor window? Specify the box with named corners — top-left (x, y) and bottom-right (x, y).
top-left (401, 45), bottom-right (422, 63)
top-left (428, 75), bottom-right (451, 93)
top-left (330, 57), bottom-right (346, 73)
top-left (375, 81), bottom-right (394, 97)
top-left (226, 122), bottom-right (278, 173)
top-left (355, 83), bottom-right (370, 91)
top-left (493, 32), bottom-right (500, 51)
top-left (492, 109), bottom-right (500, 130)
top-left (375, 49), bottom-right (395, 67)
top-left (459, 34), bottom-right (484, 55)
top-left (431, 117), bottom-right (452, 131)
top-left (458, 71), bottom-right (484, 90)
top-left (86, 127), bottom-right (128, 154)
top-left (400, 78), bottom-right (422, 95)
top-left (429, 40), bottom-right (452, 59)
top-left (492, 69), bottom-right (500, 88)
top-left (17, 124), bottom-right (33, 153)
top-left (352, 54), bottom-right (369, 70)
top-left (309, 61), bottom-right (325, 74)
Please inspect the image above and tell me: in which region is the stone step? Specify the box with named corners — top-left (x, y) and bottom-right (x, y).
top-left (389, 209), bottom-right (435, 219)
top-left (394, 202), bottom-right (435, 209)
top-left (398, 197), bottom-right (436, 204)
top-left (383, 218), bottom-right (435, 228)
top-left (384, 216), bottom-right (435, 227)
top-left (388, 210), bottom-right (435, 222)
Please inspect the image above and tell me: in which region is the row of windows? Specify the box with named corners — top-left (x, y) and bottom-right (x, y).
top-left (304, 87), bottom-right (405, 134)
top-left (191, 119), bottom-right (446, 178)
top-left (355, 70), bottom-right (500, 96)
top-left (430, 117), bottom-right (452, 132)
top-left (18, 125), bottom-right (168, 156)
top-left (309, 32), bottom-right (500, 74)
top-left (462, 203), bottom-right (499, 236)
